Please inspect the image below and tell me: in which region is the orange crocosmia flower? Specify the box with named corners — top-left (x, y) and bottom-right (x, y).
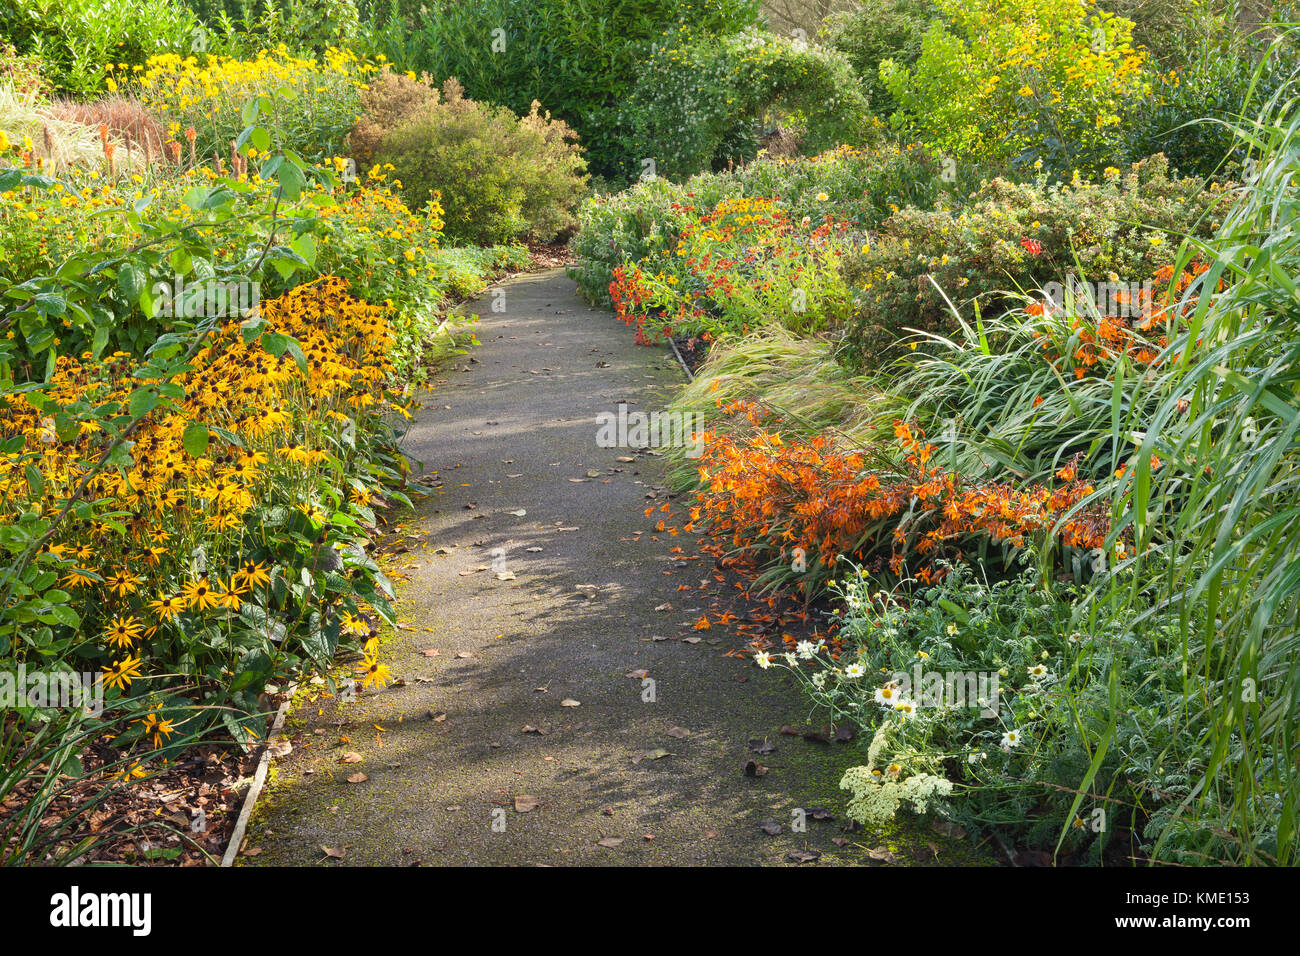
top-left (692, 616), bottom-right (711, 630)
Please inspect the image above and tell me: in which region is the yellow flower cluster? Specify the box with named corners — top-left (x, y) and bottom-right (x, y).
top-left (1, 276), bottom-right (406, 690)
top-left (130, 46), bottom-right (372, 119)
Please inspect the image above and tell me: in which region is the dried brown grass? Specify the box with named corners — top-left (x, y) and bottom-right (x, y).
top-left (50, 95), bottom-right (166, 167)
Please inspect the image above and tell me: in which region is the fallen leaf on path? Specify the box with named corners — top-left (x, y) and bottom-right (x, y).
top-left (749, 739), bottom-right (777, 755)
top-left (868, 846), bottom-right (899, 864)
top-left (346, 773), bottom-right (368, 784)
top-left (521, 725), bottom-right (547, 735)
top-left (743, 760), bottom-right (770, 778)
top-left (321, 846), bottom-right (346, 859)
top-left (666, 726), bottom-right (690, 739)
top-left (758, 819), bottom-right (782, 835)
top-left (801, 807), bottom-right (836, 822)
top-left (339, 752), bottom-right (363, 763)
top-left (456, 651), bottom-right (475, 659)
top-left (596, 837), bottom-right (623, 848)
top-left (625, 669), bottom-right (650, 679)
top-left (787, 849), bottom-right (821, 864)
top-left (560, 698), bottom-right (581, 708)
top-left (632, 748), bottom-right (673, 764)
top-left (525, 547), bottom-right (543, 552)
top-left (931, 819), bottom-right (967, 840)
top-left (419, 648), bottom-right (441, 657)
top-left (514, 795), bottom-right (540, 812)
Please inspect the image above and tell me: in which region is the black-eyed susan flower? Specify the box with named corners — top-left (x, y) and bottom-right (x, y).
top-left (357, 655), bottom-right (392, 690)
top-left (102, 655), bottom-right (145, 691)
top-left (181, 576), bottom-right (219, 611)
top-left (104, 615), bottom-right (144, 649)
top-left (233, 560), bottom-right (271, 589)
top-left (148, 593), bottom-right (186, 622)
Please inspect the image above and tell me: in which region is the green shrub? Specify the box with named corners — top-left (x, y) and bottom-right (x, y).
top-left (569, 142), bottom-right (946, 308)
top-left (374, 79), bottom-right (588, 245)
top-left (625, 27), bottom-right (873, 180)
top-left (837, 154), bottom-right (1228, 366)
top-left (1120, 34), bottom-right (1300, 177)
top-left (820, 0), bottom-right (938, 116)
top-left (347, 65), bottom-right (438, 166)
top-left (364, 0), bottom-right (762, 180)
top-left (182, 0), bottom-right (363, 55)
top-left (0, 0), bottom-right (198, 95)
top-left (881, 0), bottom-right (1153, 179)
top-left (569, 175), bottom-right (739, 308)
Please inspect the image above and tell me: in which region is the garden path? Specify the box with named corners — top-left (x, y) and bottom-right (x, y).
top-left (245, 269), bottom-right (958, 866)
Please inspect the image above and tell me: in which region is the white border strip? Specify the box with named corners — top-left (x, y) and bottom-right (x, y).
top-left (219, 683), bottom-right (296, 867)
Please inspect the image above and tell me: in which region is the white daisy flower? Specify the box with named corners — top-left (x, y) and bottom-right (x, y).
top-left (1001, 729), bottom-right (1021, 751)
top-left (844, 663), bottom-right (865, 679)
top-left (795, 640), bottom-right (816, 660)
top-left (755, 652), bottom-right (772, 669)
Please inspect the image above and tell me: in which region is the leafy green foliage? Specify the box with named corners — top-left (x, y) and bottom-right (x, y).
top-left (624, 27), bottom-right (873, 180)
top-left (882, 0), bottom-right (1152, 178)
top-left (363, 0), bottom-right (762, 180)
top-left (373, 79), bottom-right (588, 245)
top-left (570, 142), bottom-right (945, 307)
top-left (0, 0), bottom-right (197, 95)
top-left (1120, 33), bottom-right (1300, 177)
top-left (820, 0), bottom-right (938, 116)
top-left (837, 155), bottom-right (1226, 367)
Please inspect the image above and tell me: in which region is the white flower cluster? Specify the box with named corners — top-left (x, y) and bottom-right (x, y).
top-left (840, 764), bottom-right (954, 829)
top-left (839, 725), bottom-right (955, 828)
